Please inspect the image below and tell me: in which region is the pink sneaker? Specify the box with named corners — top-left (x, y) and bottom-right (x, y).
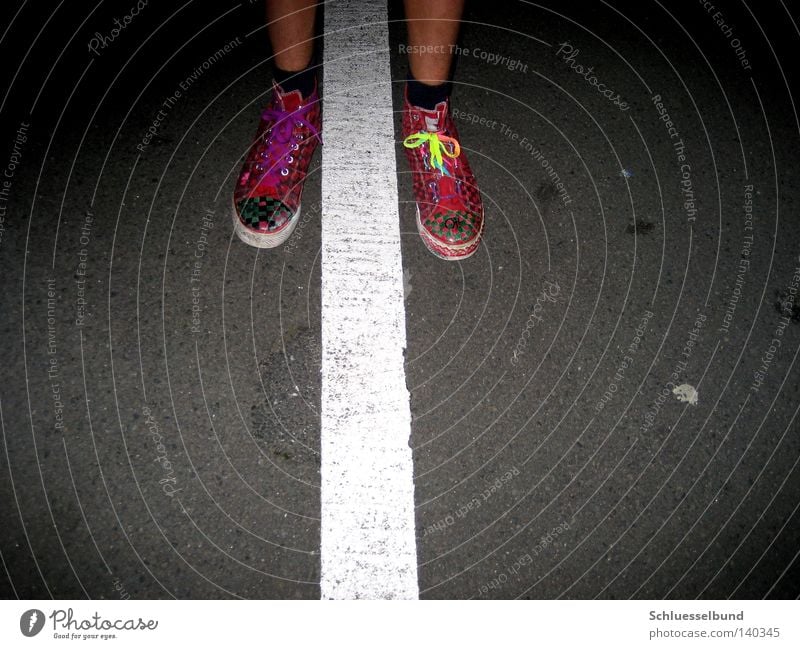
top-left (402, 88), bottom-right (484, 260)
top-left (233, 82), bottom-right (321, 248)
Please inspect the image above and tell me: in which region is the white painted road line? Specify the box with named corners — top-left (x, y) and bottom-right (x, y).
top-left (320, 0), bottom-right (419, 599)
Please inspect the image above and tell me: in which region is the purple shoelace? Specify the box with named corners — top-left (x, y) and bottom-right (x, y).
top-left (255, 102), bottom-right (321, 183)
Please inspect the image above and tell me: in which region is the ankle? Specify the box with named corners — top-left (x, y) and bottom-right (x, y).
top-left (406, 75), bottom-right (451, 110)
top-left (274, 63), bottom-right (318, 99)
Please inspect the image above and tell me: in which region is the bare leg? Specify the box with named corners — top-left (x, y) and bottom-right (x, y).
top-left (266, 0), bottom-right (317, 71)
top-left (403, 0), bottom-right (465, 85)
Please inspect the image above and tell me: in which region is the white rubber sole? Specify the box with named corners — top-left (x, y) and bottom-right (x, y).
top-left (231, 198), bottom-right (302, 249)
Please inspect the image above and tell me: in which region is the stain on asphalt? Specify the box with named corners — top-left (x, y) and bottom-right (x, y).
top-left (253, 327), bottom-right (321, 474)
top-left (626, 218), bottom-right (656, 234)
top-left (534, 182), bottom-right (558, 203)
top-left (774, 290), bottom-right (800, 322)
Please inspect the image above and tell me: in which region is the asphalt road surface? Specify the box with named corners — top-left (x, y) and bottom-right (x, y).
top-left (1, 0), bottom-right (799, 600)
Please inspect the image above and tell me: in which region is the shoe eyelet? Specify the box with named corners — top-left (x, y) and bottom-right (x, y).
top-left (295, 120), bottom-right (303, 128)
top-left (280, 168), bottom-right (289, 176)
top-left (291, 143), bottom-right (299, 151)
top-left (285, 155), bottom-right (294, 163)
top-left (295, 133), bottom-right (304, 141)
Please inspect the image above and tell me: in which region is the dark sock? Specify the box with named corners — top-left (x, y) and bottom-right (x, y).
top-left (274, 63), bottom-right (317, 98)
top-left (406, 74), bottom-right (451, 110)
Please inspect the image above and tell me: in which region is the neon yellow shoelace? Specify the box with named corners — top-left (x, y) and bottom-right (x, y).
top-left (403, 132), bottom-right (461, 176)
